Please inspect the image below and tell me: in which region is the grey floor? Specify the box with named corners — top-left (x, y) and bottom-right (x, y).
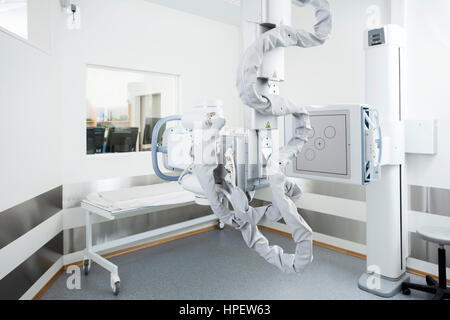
top-left (41, 228), bottom-right (430, 300)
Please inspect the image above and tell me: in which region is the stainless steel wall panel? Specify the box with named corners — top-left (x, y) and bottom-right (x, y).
top-left (0, 187), bottom-right (62, 250)
top-left (300, 209), bottom-right (366, 245)
top-left (64, 204), bottom-right (213, 254)
top-left (409, 185), bottom-right (450, 217)
top-left (63, 175), bottom-right (162, 209)
top-left (258, 199), bottom-right (366, 245)
top-left (410, 231), bottom-right (450, 268)
top-left (0, 232), bottom-right (63, 300)
top-left (302, 180), bottom-right (366, 201)
top-left (408, 185), bottom-right (450, 268)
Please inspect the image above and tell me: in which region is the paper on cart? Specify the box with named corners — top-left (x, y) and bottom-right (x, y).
top-left (86, 182), bottom-right (195, 211)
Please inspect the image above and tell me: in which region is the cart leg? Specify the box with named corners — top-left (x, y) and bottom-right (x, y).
top-left (84, 210), bottom-right (120, 295)
top-left (111, 273), bottom-right (121, 296)
top-left (83, 257), bottom-right (91, 275)
top-left (88, 251), bottom-right (120, 295)
top-left (83, 211), bottom-right (93, 275)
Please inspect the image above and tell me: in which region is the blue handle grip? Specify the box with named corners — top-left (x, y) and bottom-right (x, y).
top-left (151, 115), bottom-right (181, 181)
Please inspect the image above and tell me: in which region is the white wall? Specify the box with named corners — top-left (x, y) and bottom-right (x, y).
top-left (27, 0), bottom-right (52, 53)
top-left (0, 18), bottom-right (61, 212)
top-left (284, 0), bottom-right (450, 191)
top-left (57, 0), bottom-right (240, 185)
top-left (405, 0), bottom-right (450, 190)
top-left (282, 0), bottom-right (390, 107)
top-left (0, 0), bottom-right (59, 211)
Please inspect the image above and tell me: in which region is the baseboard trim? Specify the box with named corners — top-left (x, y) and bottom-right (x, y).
top-left (259, 225), bottom-right (450, 284)
top-left (67, 224), bottom-right (218, 268)
top-left (32, 267), bottom-right (65, 300)
top-left (407, 267), bottom-right (450, 286)
top-left (258, 225), bottom-right (366, 260)
top-left (313, 240), bottom-right (366, 260)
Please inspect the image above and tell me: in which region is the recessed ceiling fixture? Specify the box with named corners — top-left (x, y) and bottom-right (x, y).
top-left (223, 0), bottom-right (240, 5)
top-left (222, 0), bottom-right (308, 7)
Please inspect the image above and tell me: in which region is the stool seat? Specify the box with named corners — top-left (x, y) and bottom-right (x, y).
top-left (417, 226), bottom-right (450, 246)
top-left (402, 226), bottom-right (449, 299)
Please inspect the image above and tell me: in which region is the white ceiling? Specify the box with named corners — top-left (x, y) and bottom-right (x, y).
top-left (145, 0), bottom-right (304, 26)
top-left (146, 0), bottom-right (241, 26)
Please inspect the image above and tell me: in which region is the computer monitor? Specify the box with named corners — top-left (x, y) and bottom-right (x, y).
top-left (143, 117), bottom-right (165, 147)
top-left (105, 127), bottom-right (139, 153)
top-left (87, 127), bottom-right (106, 154)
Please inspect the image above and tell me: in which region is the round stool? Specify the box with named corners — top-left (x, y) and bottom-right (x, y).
top-left (402, 226), bottom-right (450, 300)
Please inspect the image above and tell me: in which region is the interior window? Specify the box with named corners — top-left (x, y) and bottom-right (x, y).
top-left (86, 65), bottom-right (179, 154)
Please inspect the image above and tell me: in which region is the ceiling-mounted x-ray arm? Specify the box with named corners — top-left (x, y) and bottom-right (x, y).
top-left (237, 0), bottom-right (332, 117)
top-left (202, 0), bottom-right (332, 274)
top-left (237, 0), bottom-right (332, 168)
top-left (171, 0), bottom-right (333, 275)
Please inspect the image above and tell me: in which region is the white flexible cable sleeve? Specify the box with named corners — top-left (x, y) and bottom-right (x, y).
top-left (205, 0), bottom-right (332, 273)
top-left (236, 0), bottom-right (331, 166)
top-left (194, 162), bottom-right (312, 274)
top-left (236, 0), bottom-right (332, 116)
top-left (193, 117), bottom-right (313, 274)
top-left (231, 175), bottom-right (313, 274)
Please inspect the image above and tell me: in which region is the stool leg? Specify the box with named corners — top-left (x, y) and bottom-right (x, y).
top-left (438, 247), bottom-right (447, 289)
top-left (426, 275), bottom-right (437, 286)
top-left (403, 282), bottom-right (437, 294)
top-left (432, 291), bottom-right (445, 300)
top-left (445, 291), bottom-right (450, 300)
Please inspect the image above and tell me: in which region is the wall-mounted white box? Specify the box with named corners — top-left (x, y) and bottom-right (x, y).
top-left (405, 120), bottom-right (438, 155)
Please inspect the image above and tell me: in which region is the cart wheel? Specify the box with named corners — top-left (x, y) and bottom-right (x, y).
top-left (113, 281), bottom-right (120, 295)
top-left (402, 287), bottom-right (411, 296)
top-left (218, 222), bottom-right (225, 230)
top-left (83, 259), bottom-right (91, 275)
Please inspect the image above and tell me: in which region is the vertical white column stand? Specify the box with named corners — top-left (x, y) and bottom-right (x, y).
top-left (358, 25), bottom-right (410, 297)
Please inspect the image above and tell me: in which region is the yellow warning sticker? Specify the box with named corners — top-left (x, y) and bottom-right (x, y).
top-left (272, 72), bottom-right (277, 79)
top-left (265, 121), bottom-right (271, 129)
